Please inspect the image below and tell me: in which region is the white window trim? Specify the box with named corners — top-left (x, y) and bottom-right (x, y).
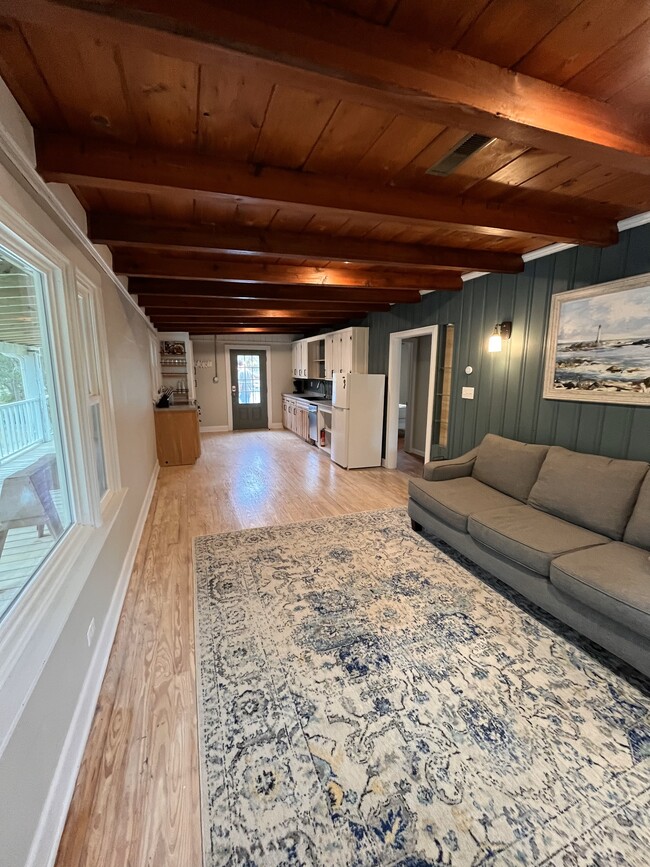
top-left (0, 196), bottom-right (126, 755)
top-left (76, 270), bottom-right (121, 504)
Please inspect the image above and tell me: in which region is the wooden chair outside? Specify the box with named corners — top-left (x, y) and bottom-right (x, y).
top-left (0, 454), bottom-right (63, 557)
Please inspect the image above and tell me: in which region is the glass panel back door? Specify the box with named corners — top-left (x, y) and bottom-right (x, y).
top-left (229, 350), bottom-right (268, 430)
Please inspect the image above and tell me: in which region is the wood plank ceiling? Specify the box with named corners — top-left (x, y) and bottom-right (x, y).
top-left (1, 0), bottom-right (650, 334)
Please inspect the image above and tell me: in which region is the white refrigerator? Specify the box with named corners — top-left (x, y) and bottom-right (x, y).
top-left (331, 373), bottom-right (385, 469)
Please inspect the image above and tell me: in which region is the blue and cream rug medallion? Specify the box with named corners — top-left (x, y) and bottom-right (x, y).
top-left (194, 509), bottom-right (650, 866)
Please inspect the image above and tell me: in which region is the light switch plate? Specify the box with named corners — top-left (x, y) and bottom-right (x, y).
top-left (462, 386), bottom-right (475, 399)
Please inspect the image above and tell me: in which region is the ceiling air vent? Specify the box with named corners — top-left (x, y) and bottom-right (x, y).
top-left (425, 134), bottom-right (494, 177)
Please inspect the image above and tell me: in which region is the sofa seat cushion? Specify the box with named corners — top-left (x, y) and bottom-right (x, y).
top-left (408, 476), bottom-right (520, 533)
top-left (550, 543), bottom-right (650, 638)
top-left (468, 505), bottom-right (609, 577)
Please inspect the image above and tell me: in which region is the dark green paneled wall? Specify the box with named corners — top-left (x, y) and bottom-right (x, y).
top-left (356, 224), bottom-right (650, 461)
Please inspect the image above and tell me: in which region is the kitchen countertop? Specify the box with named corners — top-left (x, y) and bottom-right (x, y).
top-left (154, 404), bottom-right (198, 412)
top-left (283, 393), bottom-right (332, 405)
top-left (283, 393), bottom-right (323, 404)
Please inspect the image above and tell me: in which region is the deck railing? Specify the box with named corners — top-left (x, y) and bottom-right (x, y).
top-left (0, 398), bottom-right (50, 462)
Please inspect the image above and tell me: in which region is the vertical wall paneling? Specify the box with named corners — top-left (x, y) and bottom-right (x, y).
top-left (357, 224), bottom-right (650, 461)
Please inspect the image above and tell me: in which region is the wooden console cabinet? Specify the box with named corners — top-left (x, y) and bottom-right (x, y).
top-left (154, 407), bottom-right (201, 466)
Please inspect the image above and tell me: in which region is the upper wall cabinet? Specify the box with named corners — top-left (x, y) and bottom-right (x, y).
top-left (293, 327), bottom-right (368, 380)
top-left (291, 339), bottom-right (308, 378)
top-left (325, 327), bottom-right (369, 379)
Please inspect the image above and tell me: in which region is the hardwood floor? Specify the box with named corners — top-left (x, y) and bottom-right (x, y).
top-left (396, 436), bottom-right (425, 477)
top-left (55, 430), bottom-right (410, 867)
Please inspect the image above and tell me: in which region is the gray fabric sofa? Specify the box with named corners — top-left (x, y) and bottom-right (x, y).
top-left (408, 434), bottom-right (650, 678)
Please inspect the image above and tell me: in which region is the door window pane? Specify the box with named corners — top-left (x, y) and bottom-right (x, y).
top-left (0, 252), bottom-right (71, 621)
top-left (237, 354), bottom-right (261, 404)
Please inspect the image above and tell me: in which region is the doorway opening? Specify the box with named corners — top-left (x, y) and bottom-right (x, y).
top-left (227, 348), bottom-right (270, 430)
top-left (397, 335), bottom-right (432, 475)
top-left (385, 323), bottom-right (454, 471)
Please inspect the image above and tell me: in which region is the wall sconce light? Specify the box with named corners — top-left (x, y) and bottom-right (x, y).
top-left (488, 321), bottom-right (512, 353)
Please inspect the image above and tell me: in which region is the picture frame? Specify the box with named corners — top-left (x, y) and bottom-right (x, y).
top-left (542, 273), bottom-right (650, 406)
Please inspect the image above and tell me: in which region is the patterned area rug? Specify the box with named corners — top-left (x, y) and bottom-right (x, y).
top-left (194, 508), bottom-right (650, 866)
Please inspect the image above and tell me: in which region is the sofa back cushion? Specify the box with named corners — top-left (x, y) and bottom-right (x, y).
top-left (624, 470), bottom-right (650, 550)
top-left (472, 434), bottom-right (549, 502)
top-left (528, 447), bottom-right (649, 540)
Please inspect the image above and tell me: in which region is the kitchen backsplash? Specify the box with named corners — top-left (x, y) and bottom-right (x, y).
top-left (293, 378), bottom-right (332, 398)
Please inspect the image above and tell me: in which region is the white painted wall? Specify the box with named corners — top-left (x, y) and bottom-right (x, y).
top-left (0, 78), bottom-right (158, 866)
top-left (193, 334), bottom-right (295, 429)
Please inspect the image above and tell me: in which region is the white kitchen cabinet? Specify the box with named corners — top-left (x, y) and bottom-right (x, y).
top-left (345, 327), bottom-right (369, 375)
top-left (324, 327), bottom-right (368, 379)
top-left (282, 394), bottom-right (311, 440)
top-left (296, 328), bottom-right (368, 381)
top-left (291, 340), bottom-right (309, 379)
top-left (325, 332), bottom-right (340, 380)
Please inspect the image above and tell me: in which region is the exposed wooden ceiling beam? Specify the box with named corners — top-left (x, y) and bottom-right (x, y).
top-left (151, 312), bottom-right (352, 321)
top-left (153, 322), bottom-right (350, 331)
top-left (172, 326), bottom-right (308, 334)
top-left (89, 214), bottom-right (524, 274)
top-left (11, 0), bottom-right (650, 176)
top-left (37, 134), bottom-right (616, 247)
top-left (152, 318), bottom-right (353, 328)
top-left (148, 311), bottom-right (370, 324)
top-left (149, 310), bottom-right (370, 321)
top-left (113, 252), bottom-right (463, 290)
top-left (138, 296), bottom-right (389, 312)
top-left (129, 279), bottom-right (422, 304)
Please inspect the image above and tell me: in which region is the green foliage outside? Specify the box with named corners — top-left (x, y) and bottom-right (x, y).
top-left (0, 353), bottom-right (25, 404)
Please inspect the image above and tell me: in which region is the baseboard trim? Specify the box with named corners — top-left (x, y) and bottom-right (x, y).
top-left (26, 462), bottom-right (160, 867)
top-left (200, 425), bottom-right (229, 433)
top-left (269, 422), bottom-right (283, 430)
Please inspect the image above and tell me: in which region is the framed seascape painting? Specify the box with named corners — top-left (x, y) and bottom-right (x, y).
top-left (542, 274), bottom-right (650, 406)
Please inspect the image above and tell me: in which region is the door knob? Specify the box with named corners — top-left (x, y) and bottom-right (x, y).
top-left (231, 385), bottom-right (237, 393)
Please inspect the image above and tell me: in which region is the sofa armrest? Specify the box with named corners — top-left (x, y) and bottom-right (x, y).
top-left (422, 448), bottom-right (479, 482)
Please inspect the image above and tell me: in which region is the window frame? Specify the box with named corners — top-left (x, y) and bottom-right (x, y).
top-left (76, 271), bottom-right (121, 510)
top-left (0, 197), bottom-right (125, 755)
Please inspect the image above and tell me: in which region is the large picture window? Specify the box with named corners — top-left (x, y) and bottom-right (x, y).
top-left (0, 250), bottom-right (72, 620)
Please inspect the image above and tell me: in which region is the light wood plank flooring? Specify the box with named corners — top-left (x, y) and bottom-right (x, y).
top-left (55, 430), bottom-right (410, 866)
top-left (396, 436), bottom-right (425, 477)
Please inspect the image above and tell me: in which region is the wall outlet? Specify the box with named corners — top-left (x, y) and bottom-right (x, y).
top-left (86, 618), bottom-right (96, 647)
top-left (461, 386), bottom-right (475, 400)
